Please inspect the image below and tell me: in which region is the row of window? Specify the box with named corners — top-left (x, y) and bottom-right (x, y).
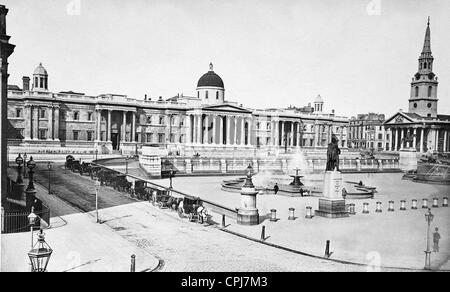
top-left (198, 91), bottom-right (220, 100)
top-left (414, 86), bottom-right (433, 98)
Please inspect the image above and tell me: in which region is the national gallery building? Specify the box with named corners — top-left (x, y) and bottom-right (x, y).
top-left (7, 63), bottom-right (349, 156)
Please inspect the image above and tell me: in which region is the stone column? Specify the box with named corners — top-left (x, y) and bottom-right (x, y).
top-left (107, 110), bottom-right (111, 142)
top-left (233, 116), bottom-right (237, 145)
top-left (247, 118), bottom-right (252, 145)
top-left (226, 116), bottom-right (231, 145)
top-left (280, 121), bottom-right (285, 147)
top-left (394, 128), bottom-right (398, 151)
top-left (122, 111), bottom-right (127, 142)
top-left (24, 105), bottom-right (31, 140)
top-left (315, 123), bottom-right (319, 147)
top-left (186, 114), bottom-right (191, 144)
top-left (289, 122), bottom-right (295, 147)
top-left (96, 109), bottom-right (101, 141)
top-left (54, 106), bottom-right (59, 140)
top-left (274, 120), bottom-right (278, 146)
top-left (240, 117), bottom-right (245, 145)
top-left (444, 130), bottom-right (448, 152)
top-left (192, 115), bottom-right (197, 144)
top-left (204, 115), bottom-right (209, 144)
top-left (33, 106), bottom-right (39, 140)
top-left (131, 111), bottom-right (136, 142)
top-left (47, 106), bottom-right (53, 139)
top-left (435, 129), bottom-right (439, 151)
top-left (413, 128), bottom-right (417, 150)
top-left (420, 128), bottom-right (424, 153)
top-left (219, 116), bottom-right (224, 145)
top-left (197, 114), bottom-right (202, 144)
top-left (212, 115), bottom-right (216, 145)
top-left (400, 128), bottom-right (404, 150)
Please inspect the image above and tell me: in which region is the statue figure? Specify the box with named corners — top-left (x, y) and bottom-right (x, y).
top-left (326, 135), bottom-right (341, 171)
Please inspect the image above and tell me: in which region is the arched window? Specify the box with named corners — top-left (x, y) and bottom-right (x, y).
top-left (205, 91), bottom-right (208, 99)
top-left (424, 63), bottom-right (427, 69)
top-left (415, 86), bottom-right (419, 97)
top-left (197, 91), bottom-right (199, 99)
top-left (428, 86), bottom-right (432, 97)
top-left (216, 91), bottom-right (219, 99)
top-left (35, 77), bottom-right (38, 87)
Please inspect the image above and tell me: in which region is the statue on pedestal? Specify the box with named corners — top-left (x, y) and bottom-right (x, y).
top-left (326, 135), bottom-right (341, 171)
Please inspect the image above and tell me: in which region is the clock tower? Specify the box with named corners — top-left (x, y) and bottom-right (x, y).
top-left (408, 17), bottom-right (438, 118)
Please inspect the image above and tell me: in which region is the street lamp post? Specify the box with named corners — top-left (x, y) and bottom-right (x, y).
top-left (169, 168), bottom-right (174, 189)
top-left (26, 157), bottom-right (36, 191)
top-left (27, 207), bottom-right (38, 272)
top-left (23, 153), bottom-right (28, 178)
top-left (28, 229), bottom-right (52, 272)
top-left (95, 179), bottom-right (100, 223)
top-left (424, 208), bottom-right (434, 270)
top-left (15, 154), bottom-right (24, 185)
top-left (47, 162), bottom-right (52, 195)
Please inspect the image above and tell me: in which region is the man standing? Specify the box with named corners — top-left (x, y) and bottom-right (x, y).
top-left (433, 227), bottom-right (441, 253)
top-left (274, 183), bottom-right (279, 195)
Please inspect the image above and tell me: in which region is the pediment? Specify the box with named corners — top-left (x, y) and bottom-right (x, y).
top-left (201, 104), bottom-right (252, 114)
top-left (384, 112), bottom-right (415, 125)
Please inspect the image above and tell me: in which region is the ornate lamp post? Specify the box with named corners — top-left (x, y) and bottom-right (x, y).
top-left (15, 154), bottom-right (24, 185)
top-left (424, 208), bottom-right (434, 270)
top-left (26, 157), bottom-right (36, 191)
top-left (28, 229), bottom-right (52, 272)
top-left (23, 153), bottom-right (28, 178)
top-left (47, 162), bottom-right (52, 195)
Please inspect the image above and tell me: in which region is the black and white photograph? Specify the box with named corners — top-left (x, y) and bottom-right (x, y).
top-left (0, 0), bottom-right (449, 276)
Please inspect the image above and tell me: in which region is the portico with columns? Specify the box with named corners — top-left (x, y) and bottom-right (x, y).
top-left (384, 19), bottom-right (450, 154)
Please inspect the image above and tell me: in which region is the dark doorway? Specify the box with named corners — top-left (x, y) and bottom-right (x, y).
top-left (112, 133), bottom-right (119, 150)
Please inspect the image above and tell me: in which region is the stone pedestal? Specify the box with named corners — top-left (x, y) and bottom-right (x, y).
top-left (237, 168), bottom-right (259, 226)
top-left (237, 187), bottom-right (259, 225)
top-left (315, 170), bottom-right (349, 218)
top-left (399, 148), bottom-right (418, 172)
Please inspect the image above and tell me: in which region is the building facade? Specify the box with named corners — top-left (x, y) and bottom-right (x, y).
top-left (348, 113), bottom-right (387, 150)
top-left (384, 19), bottom-right (450, 153)
top-left (7, 62), bottom-right (349, 157)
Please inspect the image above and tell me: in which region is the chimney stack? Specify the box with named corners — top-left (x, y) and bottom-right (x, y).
top-left (22, 76), bottom-right (30, 91)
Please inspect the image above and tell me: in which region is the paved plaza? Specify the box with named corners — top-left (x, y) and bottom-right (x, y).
top-left (152, 173), bottom-right (450, 270)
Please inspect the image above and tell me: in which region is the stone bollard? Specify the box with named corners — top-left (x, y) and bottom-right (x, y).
top-left (422, 198), bottom-right (428, 209)
top-left (222, 214), bottom-right (226, 228)
top-left (270, 209), bottom-right (277, 221)
top-left (324, 240), bottom-right (331, 258)
top-left (260, 225), bottom-right (266, 241)
top-left (348, 203), bottom-right (356, 215)
top-left (362, 202), bottom-right (370, 214)
top-left (305, 206), bottom-right (313, 219)
top-left (388, 201), bottom-right (395, 212)
top-left (400, 200), bottom-right (406, 211)
top-left (130, 254), bottom-right (136, 272)
top-left (411, 199), bottom-right (418, 210)
top-left (443, 197), bottom-right (448, 207)
top-left (288, 208), bottom-right (295, 220)
top-left (432, 198), bottom-right (439, 208)
top-left (376, 201), bottom-right (382, 213)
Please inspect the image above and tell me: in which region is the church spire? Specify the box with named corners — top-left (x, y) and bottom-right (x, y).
top-left (422, 17), bottom-right (431, 55)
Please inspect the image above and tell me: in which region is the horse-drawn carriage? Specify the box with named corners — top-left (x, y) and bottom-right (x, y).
top-left (150, 189), bottom-right (173, 208)
top-left (133, 180), bottom-right (149, 200)
top-left (65, 155), bottom-right (75, 170)
top-left (177, 195), bottom-right (209, 223)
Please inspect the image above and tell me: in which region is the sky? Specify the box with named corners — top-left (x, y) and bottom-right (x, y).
top-left (3, 0), bottom-right (450, 118)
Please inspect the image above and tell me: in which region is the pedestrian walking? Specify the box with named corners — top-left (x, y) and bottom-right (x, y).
top-left (274, 183), bottom-right (279, 195)
top-left (433, 227), bottom-right (441, 253)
